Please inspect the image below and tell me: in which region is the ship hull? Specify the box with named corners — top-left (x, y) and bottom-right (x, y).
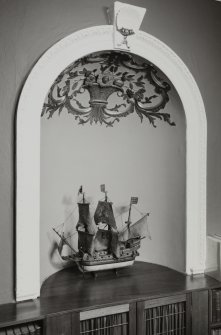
top-left (81, 259), bottom-right (134, 272)
top-left (78, 238), bottom-right (141, 272)
top-left (62, 238), bottom-right (141, 273)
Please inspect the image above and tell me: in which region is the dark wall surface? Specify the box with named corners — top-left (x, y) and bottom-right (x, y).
top-left (0, 0), bottom-right (220, 304)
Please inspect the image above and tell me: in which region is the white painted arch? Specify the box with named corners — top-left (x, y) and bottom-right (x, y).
top-left (16, 25), bottom-right (207, 301)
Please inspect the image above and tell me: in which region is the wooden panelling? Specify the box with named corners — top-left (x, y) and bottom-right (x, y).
top-left (137, 295), bottom-right (188, 335)
top-left (191, 290), bottom-right (209, 335)
top-left (72, 312), bottom-right (80, 335)
top-left (129, 303), bottom-right (136, 335)
top-left (80, 303), bottom-right (135, 335)
top-left (137, 301), bottom-right (146, 335)
top-left (144, 294), bottom-right (186, 309)
top-left (46, 312), bottom-right (76, 335)
top-left (80, 304), bottom-right (129, 321)
top-left (185, 293), bottom-right (192, 335)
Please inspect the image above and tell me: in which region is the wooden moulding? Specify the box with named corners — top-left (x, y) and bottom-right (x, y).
top-left (80, 304), bottom-right (129, 321)
top-left (144, 294), bottom-right (186, 309)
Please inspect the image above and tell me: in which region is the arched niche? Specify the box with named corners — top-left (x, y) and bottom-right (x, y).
top-left (16, 25), bottom-right (207, 301)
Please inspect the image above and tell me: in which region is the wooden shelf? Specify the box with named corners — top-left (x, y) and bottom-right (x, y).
top-left (0, 261), bottom-right (221, 333)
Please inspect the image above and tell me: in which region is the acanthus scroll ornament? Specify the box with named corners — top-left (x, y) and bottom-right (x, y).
top-left (42, 51), bottom-right (175, 128)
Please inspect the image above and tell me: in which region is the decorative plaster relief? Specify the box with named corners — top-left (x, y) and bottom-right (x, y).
top-left (42, 51), bottom-right (174, 128)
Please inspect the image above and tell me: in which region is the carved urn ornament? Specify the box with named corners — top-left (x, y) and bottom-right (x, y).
top-left (42, 51), bottom-right (175, 128)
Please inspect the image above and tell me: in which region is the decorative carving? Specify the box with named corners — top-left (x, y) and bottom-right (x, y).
top-left (113, 2), bottom-right (146, 50)
top-left (42, 51), bottom-right (175, 128)
top-left (115, 15), bottom-right (135, 50)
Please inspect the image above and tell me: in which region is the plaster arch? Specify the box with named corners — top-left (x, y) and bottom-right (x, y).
top-left (16, 25), bottom-right (207, 301)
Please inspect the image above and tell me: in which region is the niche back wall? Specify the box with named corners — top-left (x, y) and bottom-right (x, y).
top-left (40, 54), bottom-right (185, 283)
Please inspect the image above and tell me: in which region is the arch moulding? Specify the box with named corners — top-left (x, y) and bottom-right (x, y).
top-left (16, 25), bottom-right (207, 301)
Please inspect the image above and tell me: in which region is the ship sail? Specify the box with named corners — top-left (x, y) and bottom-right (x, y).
top-left (91, 229), bottom-right (120, 258)
top-left (58, 233), bottom-right (65, 255)
top-left (53, 228), bottom-right (78, 256)
top-left (93, 198), bottom-right (120, 258)
top-left (93, 229), bottom-right (110, 251)
top-left (119, 214), bottom-right (149, 241)
top-left (76, 201), bottom-right (97, 256)
top-left (78, 230), bottom-right (95, 256)
top-left (94, 201), bottom-right (117, 231)
top-left (77, 202), bottom-right (97, 235)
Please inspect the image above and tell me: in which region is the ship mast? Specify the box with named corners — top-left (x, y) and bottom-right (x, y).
top-left (100, 184), bottom-right (107, 201)
top-left (78, 185), bottom-right (85, 203)
top-left (126, 197), bottom-right (138, 230)
top-left (94, 185), bottom-right (117, 231)
top-left (127, 202), bottom-right (132, 224)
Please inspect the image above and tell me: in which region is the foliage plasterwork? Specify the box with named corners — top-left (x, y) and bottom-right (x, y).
top-left (42, 51), bottom-right (175, 128)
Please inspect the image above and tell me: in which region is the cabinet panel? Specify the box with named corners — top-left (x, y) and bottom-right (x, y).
top-left (211, 329), bottom-right (221, 335)
top-left (80, 303), bottom-right (136, 335)
top-left (191, 290), bottom-right (208, 335)
top-left (46, 312), bottom-right (79, 335)
top-left (137, 294), bottom-right (189, 335)
top-left (211, 289), bottom-right (221, 324)
top-left (210, 288), bottom-right (221, 334)
top-left (0, 322), bottom-right (42, 335)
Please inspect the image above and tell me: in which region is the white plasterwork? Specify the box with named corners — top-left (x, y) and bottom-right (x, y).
top-left (16, 25), bottom-right (207, 301)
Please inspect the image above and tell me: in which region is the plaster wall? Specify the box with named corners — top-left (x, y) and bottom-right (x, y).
top-left (0, 0), bottom-right (220, 303)
top-left (40, 72), bottom-right (185, 283)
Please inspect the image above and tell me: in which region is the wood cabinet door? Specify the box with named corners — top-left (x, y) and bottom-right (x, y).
top-left (137, 294), bottom-right (191, 335)
top-left (46, 311), bottom-right (79, 335)
top-left (191, 290), bottom-right (209, 335)
top-left (80, 303), bottom-right (136, 335)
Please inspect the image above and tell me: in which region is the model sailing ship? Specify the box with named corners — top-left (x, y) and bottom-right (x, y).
top-left (53, 185), bottom-right (150, 273)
